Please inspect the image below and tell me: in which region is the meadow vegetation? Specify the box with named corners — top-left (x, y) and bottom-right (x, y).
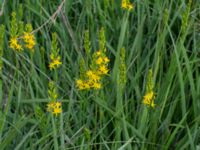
top-left (0, 0), bottom-right (199, 149)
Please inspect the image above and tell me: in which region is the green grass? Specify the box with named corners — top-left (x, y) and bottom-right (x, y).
top-left (0, 0), bottom-right (200, 149)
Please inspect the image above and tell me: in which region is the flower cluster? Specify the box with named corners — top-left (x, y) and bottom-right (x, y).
top-left (95, 51), bottom-right (110, 75)
top-left (121, 0), bottom-right (133, 11)
top-left (49, 54), bottom-right (62, 70)
top-left (47, 81), bottom-right (62, 116)
top-left (143, 91), bottom-right (156, 108)
top-left (47, 101), bottom-right (62, 116)
top-left (23, 32), bottom-right (36, 51)
top-left (143, 69), bottom-right (156, 108)
top-left (9, 32), bottom-right (36, 52)
top-left (76, 50), bottom-right (110, 90)
top-left (49, 33), bottom-right (62, 70)
top-left (9, 12), bottom-right (36, 52)
top-left (9, 37), bottom-right (23, 52)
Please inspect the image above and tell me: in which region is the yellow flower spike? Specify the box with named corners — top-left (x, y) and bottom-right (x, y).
top-left (143, 91), bottom-right (156, 108)
top-left (49, 56), bottom-right (62, 70)
top-left (143, 69), bottom-right (156, 108)
top-left (49, 32), bottom-right (62, 70)
top-left (47, 101), bottom-right (62, 116)
top-left (76, 29), bottom-right (110, 91)
top-left (9, 37), bottom-right (23, 52)
top-left (23, 32), bottom-right (36, 51)
top-left (9, 38), bottom-right (18, 46)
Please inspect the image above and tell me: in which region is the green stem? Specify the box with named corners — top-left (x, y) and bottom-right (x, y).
top-left (51, 115), bottom-right (59, 150)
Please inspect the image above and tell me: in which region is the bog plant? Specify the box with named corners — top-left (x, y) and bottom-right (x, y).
top-left (47, 33), bottom-right (62, 116)
top-left (9, 12), bottom-right (36, 52)
top-left (47, 81), bottom-right (62, 116)
top-left (143, 69), bottom-right (156, 108)
top-left (22, 24), bottom-right (36, 51)
top-left (49, 33), bottom-right (62, 70)
top-left (76, 28), bottom-right (110, 90)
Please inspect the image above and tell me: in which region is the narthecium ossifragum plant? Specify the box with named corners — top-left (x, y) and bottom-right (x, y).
top-left (9, 12), bottom-right (36, 52)
top-left (143, 69), bottom-right (156, 108)
top-left (47, 81), bottom-right (62, 116)
top-left (49, 33), bottom-right (62, 70)
top-left (47, 33), bottom-right (62, 116)
top-left (76, 28), bottom-right (110, 90)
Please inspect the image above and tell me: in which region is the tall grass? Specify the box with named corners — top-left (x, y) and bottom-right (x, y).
top-left (0, 0), bottom-right (200, 149)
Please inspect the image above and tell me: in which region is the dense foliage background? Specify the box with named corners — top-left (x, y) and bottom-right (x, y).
top-left (0, 0), bottom-right (200, 149)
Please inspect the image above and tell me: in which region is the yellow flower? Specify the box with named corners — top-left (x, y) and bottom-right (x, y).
top-left (53, 102), bottom-right (62, 116)
top-left (96, 50), bottom-right (102, 56)
top-left (76, 79), bottom-right (91, 90)
top-left (53, 107), bottom-right (62, 116)
top-left (49, 56), bottom-right (62, 70)
top-left (121, 0), bottom-right (133, 11)
top-left (47, 101), bottom-right (62, 116)
top-left (9, 37), bottom-right (23, 51)
top-left (96, 57), bottom-right (104, 65)
top-left (92, 82), bottom-right (101, 89)
top-left (83, 81), bottom-right (90, 89)
top-left (76, 79), bottom-right (85, 90)
top-left (10, 38), bottom-right (18, 46)
top-left (121, 0), bottom-right (127, 9)
top-left (55, 101), bottom-right (61, 108)
top-left (86, 70), bottom-right (101, 81)
top-left (76, 79), bottom-right (84, 87)
top-left (23, 32), bottom-right (36, 51)
top-left (98, 65), bottom-right (109, 75)
top-left (143, 91), bottom-right (155, 108)
top-left (104, 57), bottom-right (110, 63)
top-left (15, 44), bottom-right (23, 51)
